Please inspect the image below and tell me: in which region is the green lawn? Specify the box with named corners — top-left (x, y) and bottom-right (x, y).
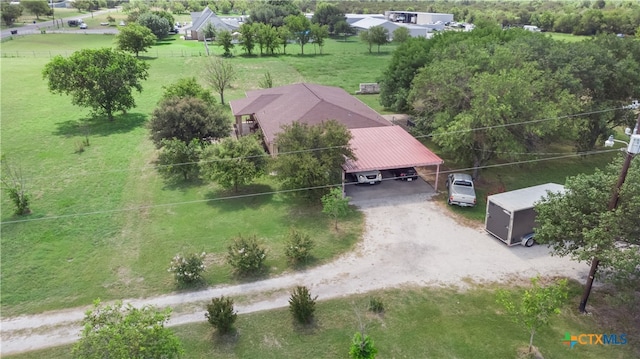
top-left (7, 284), bottom-right (638, 358)
top-left (0, 30), bottom-right (622, 320)
top-left (1, 35), bottom-right (379, 316)
top-left (546, 32), bottom-right (591, 42)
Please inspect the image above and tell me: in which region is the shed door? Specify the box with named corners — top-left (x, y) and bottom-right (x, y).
top-left (486, 201), bottom-right (510, 242)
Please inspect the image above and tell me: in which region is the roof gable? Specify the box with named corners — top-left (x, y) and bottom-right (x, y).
top-left (230, 83), bottom-right (390, 143)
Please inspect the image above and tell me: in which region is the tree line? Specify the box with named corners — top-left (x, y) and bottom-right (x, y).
top-left (379, 23), bottom-right (640, 178)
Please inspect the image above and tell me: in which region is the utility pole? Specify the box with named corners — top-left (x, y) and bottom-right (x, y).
top-left (579, 104), bottom-right (640, 313)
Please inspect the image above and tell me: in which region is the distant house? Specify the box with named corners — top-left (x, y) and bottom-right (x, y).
top-left (190, 6), bottom-right (239, 41)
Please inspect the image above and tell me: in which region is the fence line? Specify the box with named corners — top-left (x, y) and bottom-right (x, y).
top-left (0, 49), bottom-right (211, 58)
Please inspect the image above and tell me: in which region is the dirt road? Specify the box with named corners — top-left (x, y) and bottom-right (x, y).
top-left (0, 193), bottom-right (588, 355)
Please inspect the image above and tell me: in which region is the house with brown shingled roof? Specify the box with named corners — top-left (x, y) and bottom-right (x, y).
top-left (229, 83), bottom-right (391, 154)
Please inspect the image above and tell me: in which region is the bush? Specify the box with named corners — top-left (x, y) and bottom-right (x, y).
top-left (368, 297), bottom-right (384, 314)
top-left (205, 296), bottom-right (237, 335)
top-left (227, 235), bottom-right (267, 276)
top-left (284, 228), bottom-right (314, 265)
top-left (349, 331), bottom-right (378, 359)
top-left (288, 285), bottom-right (317, 325)
top-left (168, 252), bottom-right (206, 285)
top-left (1, 158), bottom-right (31, 216)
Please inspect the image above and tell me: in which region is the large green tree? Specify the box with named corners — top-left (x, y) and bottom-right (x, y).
top-left (161, 77), bottom-right (216, 105)
top-left (547, 35), bottom-right (640, 151)
top-left (310, 23), bottom-right (329, 54)
top-left (311, 2), bottom-right (345, 33)
top-left (216, 29), bottom-right (234, 57)
top-left (72, 300), bottom-right (183, 359)
top-left (271, 120), bottom-right (354, 200)
top-left (255, 22), bottom-right (280, 55)
top-left (42, 48), bottom-right (149, 121)
top-left (250, 0), bottom-right (299, 27)
top-left (284, 14), bottom-right (312, 55)
top-left (392, 26), bottom-right (410, 43)
top-left (378, 37), bottom-right (433, 111)
top-left (1, 3), bottom-right (23, 26)
top-left (200, 135), bottom-right (267, 192)
top-left (535, 156), bottom-right (640, 303)
top-left (148, 97), bottom-right (230, 147)
top-left (368, 26), bottom-right (389, 53)
top-left (157, 138), bottom-right (203, 181)
top-left (115, 23), bottom-right (157, 57)
top-left (137, 12), bottom-right (170, 39)
top-left (334, 20), bottom-right (355, 41)
top-left (23, 0), bottom-right (50, 20)
top-left (239, 22), bottom-right (257, 55)
top-left (409, 45), bottom-right (577, 178)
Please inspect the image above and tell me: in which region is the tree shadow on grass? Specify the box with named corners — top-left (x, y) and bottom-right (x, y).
top-left (289, 256), bottom-right (320, 271)
top-left (204, 184), bottom-right (274, 211)
top-left (211, 329), bottom-right (239, 352)
top-left (161, 177), bottom-right (204, 193)
top-left (292, 318), bottom-right (319, 335)
top-left (155, 38), bottom-right (177, 46)
top-left (53, 112), bottom-right (147, 138)
top-left (137, 55), bottom-right (161, 61)
top-left (171, 278), bottom-right (209, 292)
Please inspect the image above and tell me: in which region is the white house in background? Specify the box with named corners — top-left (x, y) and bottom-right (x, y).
top-left (190, 6), bottom-right (239, 41)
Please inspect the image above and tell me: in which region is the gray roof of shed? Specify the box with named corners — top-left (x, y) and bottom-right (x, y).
top-left (487, 183), bottom-right (565, 212)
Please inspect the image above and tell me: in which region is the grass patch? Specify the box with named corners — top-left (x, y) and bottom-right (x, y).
top-left (1, 35), bottom-right (378, 316)
top-left (546, 32), bottom-right (591, 42)
top-left (7, 283), bottom-right (638, 358)
top-left (0, 32), bottom-right (620, 318)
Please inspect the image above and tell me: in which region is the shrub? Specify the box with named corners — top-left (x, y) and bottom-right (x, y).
top-left (284, 228), bottom-right (314, 265)
top-left (1, 158), bottom-right (31, 216)
top-left (368, 297), bottom-right (384, 314)
top-left (227, 235), bottom-right (267, 276)
top-left (288, 285), bottom-right (317, 325)
top-left (205, 296), bottom-right (237, 335)
top-left (168, 252), bottom-right (206, 285)
top-left (349, 331), bottom-right (378, 359)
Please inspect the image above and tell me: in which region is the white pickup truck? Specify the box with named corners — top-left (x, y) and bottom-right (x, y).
top-left (446, 173), bottom-right (477, 207)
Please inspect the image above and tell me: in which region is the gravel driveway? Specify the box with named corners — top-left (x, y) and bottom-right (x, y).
top-left (0, 192), bottom-right (588, 355)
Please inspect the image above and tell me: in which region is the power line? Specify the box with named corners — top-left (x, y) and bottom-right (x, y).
top-left (0, 148), bottom-right (619, 225)
top-left (19, 106), bottom-right (625, 183)
top-left (412, 106), bottom-right (622, 140)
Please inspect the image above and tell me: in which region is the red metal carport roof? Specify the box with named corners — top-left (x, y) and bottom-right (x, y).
top-left (343, 126), bottom-right (443, 173)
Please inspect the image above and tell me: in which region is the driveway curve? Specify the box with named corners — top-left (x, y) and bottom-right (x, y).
top-left (0, 193), bottom-right (588, 355)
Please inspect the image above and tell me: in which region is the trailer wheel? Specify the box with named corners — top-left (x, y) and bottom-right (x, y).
top-left (524, 237), bottom-right (535, 247)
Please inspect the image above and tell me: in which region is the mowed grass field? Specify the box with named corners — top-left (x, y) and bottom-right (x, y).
top-left (8, 284), bottom-right (639, 359)
top-left (1, 33), bottom-right (390, 316)
top-left (2, 23), bottom-right (637, 359)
